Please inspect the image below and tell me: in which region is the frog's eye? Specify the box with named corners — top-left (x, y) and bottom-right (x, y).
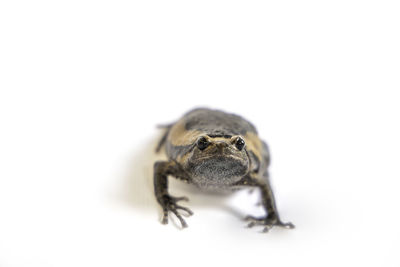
top-left (196, 136), bottom-right (210, 150)
top-left (234, 137), bottom-right (245, 151)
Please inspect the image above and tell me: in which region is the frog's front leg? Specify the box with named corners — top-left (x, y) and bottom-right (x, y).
top-left (153, 161), bottom-right (193, 228)
top-left (235, 175), bottom-right (294, 232)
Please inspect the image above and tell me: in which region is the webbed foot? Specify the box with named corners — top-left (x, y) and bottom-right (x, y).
top-left (160, 195), bottom-right (193, 228)
top-left (245, 215), bottom-right (294, 233)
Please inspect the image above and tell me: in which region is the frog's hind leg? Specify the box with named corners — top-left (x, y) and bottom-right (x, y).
top-left (155, 124), bottom-right (172, 153)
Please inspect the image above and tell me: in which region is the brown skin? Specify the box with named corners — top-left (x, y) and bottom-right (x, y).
top-left (154, 108), bottom-right (294, 232)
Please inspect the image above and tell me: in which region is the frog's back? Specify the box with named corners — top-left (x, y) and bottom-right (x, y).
top-left (165, 108), bottom-right (263, 162)
top-left (181, 108), bottom-right (257, 137)
top-left (178, 108), bottom-right (257, 137)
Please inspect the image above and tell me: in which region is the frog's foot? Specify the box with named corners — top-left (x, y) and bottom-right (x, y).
top-left (245, 215), bottom-right (295, 233)
top-left (160, 195), bottom-right (193, 229)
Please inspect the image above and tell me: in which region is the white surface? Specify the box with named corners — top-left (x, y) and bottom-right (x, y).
top-left (1, 0), bottom-right (399, 266)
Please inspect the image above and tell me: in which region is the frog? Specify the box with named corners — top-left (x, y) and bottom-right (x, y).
top-left (153, 108), bottom-right (294, 232)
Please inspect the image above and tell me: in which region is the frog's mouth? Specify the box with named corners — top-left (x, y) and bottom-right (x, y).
top-left (194, 155), bottom-right (244, 162)
top-left (189, 156), bottom-right (249, 188)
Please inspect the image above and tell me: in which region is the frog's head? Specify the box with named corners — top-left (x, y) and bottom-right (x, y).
top-left (186, 135), bottom-right (250, 189)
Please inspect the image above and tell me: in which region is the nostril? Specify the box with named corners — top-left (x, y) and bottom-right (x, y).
top-left (216, 142), bottom-right (228, 149)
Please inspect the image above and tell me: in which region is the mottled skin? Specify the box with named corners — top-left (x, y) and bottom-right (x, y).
top-left (154, 108), bottom-right (294, 232)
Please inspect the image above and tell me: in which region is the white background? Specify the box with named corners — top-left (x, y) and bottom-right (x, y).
top-left (0, 0), bottom-right (399, 266)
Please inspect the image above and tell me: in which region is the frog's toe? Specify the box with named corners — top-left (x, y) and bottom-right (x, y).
top-left (277, 221), bottom-right (295, 229)
top-left (244, 215), bottom-right (268, 228)
top-left (160, 195), bottom-right (193, 229)
top-left (170, 196), bottom-right (189, 202)
top-left (244, 215), bottom-right (294, 232)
